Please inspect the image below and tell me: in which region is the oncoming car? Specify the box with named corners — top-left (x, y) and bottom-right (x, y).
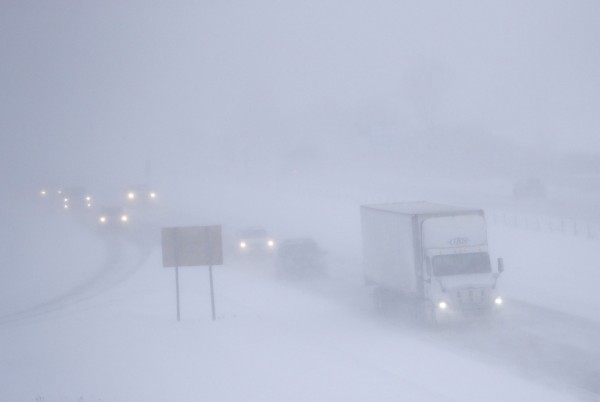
top-left (38, 187), bottom-right (67, 208)
top-left (276, 238), bottom-right (326, 277)
top-left (97, 206), bottom-right (130, 232)
top-left (236, 227), bottom-right (276, 255)
top-left (61, 186), bottom-right (93, 211)
top-left (125, 184), bottom-right (158, 206)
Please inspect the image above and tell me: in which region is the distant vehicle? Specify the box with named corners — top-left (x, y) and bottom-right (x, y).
top-left (236, 227), bottom-right (276, 254)
top-left (61, 186), bottom-right (93, 211)
top-left (276, 238), bottom-right (326, 277)
top-left (38, 187), bottom-right (66, 206)
top-left (97, 206), bottom-right (130, 232)
top-left (39, 187), bottom-right (60, 198)
top-left (124, 184), bottom-right (158, 207)
top-left (513, 178), bottom-right (546, 199)
top-left (361, 202), bottom-right (504, 325)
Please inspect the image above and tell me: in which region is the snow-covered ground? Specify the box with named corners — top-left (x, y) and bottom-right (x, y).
top-left (489, 221), bottom-right (600, 323)
top-left (0, 250), bottom-right (588, 402)
top-left (3, 0), bottom-right (600, 399)
top-left (1, 185), bottom-right (599, 402)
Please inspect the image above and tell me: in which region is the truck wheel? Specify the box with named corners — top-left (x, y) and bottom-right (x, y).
top-left (422, 301), bottom-right (438, 327)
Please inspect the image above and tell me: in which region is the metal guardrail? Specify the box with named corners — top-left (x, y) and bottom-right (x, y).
top-left (489, 210), bottom-right (600, 239)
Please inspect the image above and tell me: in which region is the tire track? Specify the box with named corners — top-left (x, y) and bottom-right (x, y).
top-left (0, 232), bottom-right (155, 328)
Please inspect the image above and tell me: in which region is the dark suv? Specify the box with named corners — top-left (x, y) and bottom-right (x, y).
top-left (276, 238), bottom-right (326, 277)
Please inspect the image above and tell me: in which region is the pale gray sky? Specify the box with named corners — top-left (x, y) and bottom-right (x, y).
top-left (2, 0), bottom-right (599, 187)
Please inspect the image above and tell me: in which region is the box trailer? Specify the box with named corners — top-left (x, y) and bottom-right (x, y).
top-left (361, 202), bottom-right (504, 324)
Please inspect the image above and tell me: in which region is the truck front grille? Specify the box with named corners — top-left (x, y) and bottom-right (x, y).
top-left (453, 288), bottom-right (490, 310)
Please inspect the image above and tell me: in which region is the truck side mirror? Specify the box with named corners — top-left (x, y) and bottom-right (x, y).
top-left (497, 258), bottom-right (504, 273)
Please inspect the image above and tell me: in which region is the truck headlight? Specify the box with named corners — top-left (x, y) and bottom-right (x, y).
top-left (438, 301), bottom-right (448, 310)
top-left (494, 296), bottom-right (503, 305)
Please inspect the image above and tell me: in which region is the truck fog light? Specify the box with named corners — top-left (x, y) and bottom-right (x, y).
top-left (494, 296), bottom-right (503, 305)
top-left (438, 301), bottom-right (448, 310)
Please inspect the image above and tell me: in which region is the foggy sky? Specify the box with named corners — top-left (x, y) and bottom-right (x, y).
top-left (2, 0), bottom-right (600, 189)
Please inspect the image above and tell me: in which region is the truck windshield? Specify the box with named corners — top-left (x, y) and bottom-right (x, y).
top-left (432, 252), bottom-right (491, 276)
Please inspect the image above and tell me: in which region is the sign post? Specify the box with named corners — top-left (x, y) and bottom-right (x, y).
top-left (209, 265), bottom-right (216, 321)
top-left (175, 266), bottom-right (180, 321)
top-left (161, 225), bottom-right (223, 321)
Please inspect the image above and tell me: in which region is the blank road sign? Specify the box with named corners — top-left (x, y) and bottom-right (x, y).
top-left (161, 225), bottom-right (223, 267)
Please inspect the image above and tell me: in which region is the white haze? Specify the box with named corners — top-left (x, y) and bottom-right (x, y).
top-left (2, 0), bottom-right (600, 186)
top-left (2, 0), bottom-right (600, 401)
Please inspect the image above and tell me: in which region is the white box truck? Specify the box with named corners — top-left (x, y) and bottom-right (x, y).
top-left (361, 202), bottom-right (504, 324)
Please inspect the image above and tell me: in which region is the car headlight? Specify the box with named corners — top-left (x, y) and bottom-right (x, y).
top-left (149, 192), bottom-right (157, 199)
top-left (121, 215), bottom-right (128, 222)
top-left (267, 240), bottom-right (275, 247)
top-left (494, 296), bottom-right (503, 306)
top-left (240, 241), bottom-right (247, 249)
top-left (127, 192), bottom-right (135, 200)
top-left (438, 301), bottom-right (448, 310)
top-left (99, 216), bottom-right (107, 223)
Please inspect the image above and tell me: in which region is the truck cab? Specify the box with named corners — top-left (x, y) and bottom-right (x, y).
top-left (420, 214), bottom-right (503, 323)
top-left (361, 202), bottom-right (504, 325)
